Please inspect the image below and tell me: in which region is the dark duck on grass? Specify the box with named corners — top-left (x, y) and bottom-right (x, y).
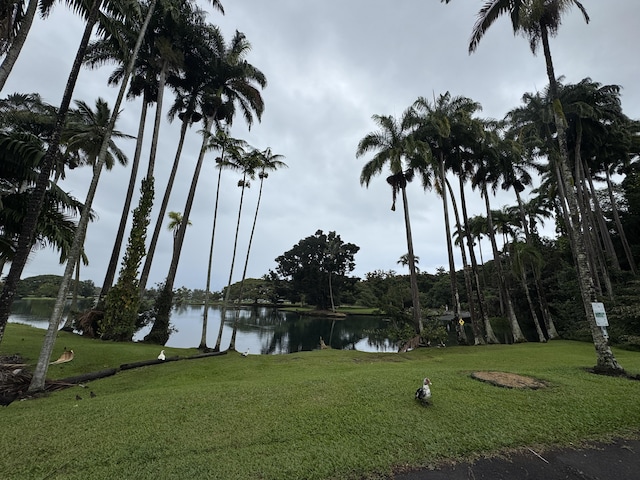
top-left (415, 377), bottom-right (432, 405)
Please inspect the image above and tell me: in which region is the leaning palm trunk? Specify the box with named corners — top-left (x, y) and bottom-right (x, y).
top-left (61, 259), bottom-right (81, 331)
top-left (200, 157), bottom-right (225, 350)
top-left (138, 109), bottom-right (189, 293)
top-left (540, 26), bottom-right (622, 372)
top-left (0, 0), bottom-right (103, 346)
top-left (28, 2), bottom-right (156, 391)
top-left (605, 169), bottom-right (637, 274)
top-left (459, 177), bottom-right (498, 343)
top-left (0, 0), bottom-right (38, 91)
top-left (99, 99), bottom-right (149, 301)
top-left (443, 177), bottom-right (473, 344)
top-left (400, 183), bottom-right (423, 335)
top-left (520, 262), bottom-right (546, 342)
top-left (221, 172), bottom-right (250, 352)
top-left (514, 189), bottom-right (558, 340)
top-left (438, 168), bottom-right (466, 345)
top-left (574, 155), bottom-right (613, 299)
top-left (146, 116), bottom-right (214, 344)
top-left (482, 186), bottom-right (525, 343)
top-left (584, 162), bottom-right (618, 270)
top-left (229, 171), bottom-right (266, 348)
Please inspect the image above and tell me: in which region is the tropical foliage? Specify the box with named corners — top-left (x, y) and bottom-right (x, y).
top-left (273, 230), bottom-right (360, 310)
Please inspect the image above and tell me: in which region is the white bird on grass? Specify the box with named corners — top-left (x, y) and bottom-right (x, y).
top-left (242, 349), bottom-right (249, 357)
top-left (158, 350), bottom-right (166, 361)
top-left (415, 377), bottom-right (432, 405)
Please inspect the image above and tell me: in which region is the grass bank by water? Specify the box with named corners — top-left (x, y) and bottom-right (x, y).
top-left (1, 323), bottom-right (640, 479)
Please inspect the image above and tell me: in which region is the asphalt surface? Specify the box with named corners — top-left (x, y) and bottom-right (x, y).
top-left (392, 437), bottom-right (640, 479)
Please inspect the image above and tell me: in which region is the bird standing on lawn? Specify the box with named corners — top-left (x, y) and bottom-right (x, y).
top-left (415, 377), bottom-right (432, 405)
top-left (158, 350), bottom-right (165, 361)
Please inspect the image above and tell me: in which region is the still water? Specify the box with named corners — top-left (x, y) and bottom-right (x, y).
top-left (8, 299), bottom-right (398, 354)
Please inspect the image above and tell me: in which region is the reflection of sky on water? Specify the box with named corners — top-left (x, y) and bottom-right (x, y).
top-left (9, 301), bottom-right (397, 354)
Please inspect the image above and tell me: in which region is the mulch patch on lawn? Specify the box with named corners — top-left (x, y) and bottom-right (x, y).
top-left (471, 371), bottom-right (549, 389)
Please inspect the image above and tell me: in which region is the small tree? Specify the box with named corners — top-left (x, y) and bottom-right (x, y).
top-left (100, 179), bottom-right (154, 341)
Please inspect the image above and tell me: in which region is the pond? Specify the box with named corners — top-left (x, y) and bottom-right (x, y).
top-left (8, 299), bottom-right (399, 354)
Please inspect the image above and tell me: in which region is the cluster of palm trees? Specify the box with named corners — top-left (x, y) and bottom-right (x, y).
top-left (0, 0), bottom-right (287, 391)
top-left (358, 0), bottom-right (638, 371)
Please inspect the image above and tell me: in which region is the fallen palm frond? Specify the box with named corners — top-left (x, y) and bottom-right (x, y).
top-left (50, 349), bottom-right (74, 365)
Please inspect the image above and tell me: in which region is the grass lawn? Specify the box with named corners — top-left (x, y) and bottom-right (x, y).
top-left (2, 323), bottom-right (640, 479)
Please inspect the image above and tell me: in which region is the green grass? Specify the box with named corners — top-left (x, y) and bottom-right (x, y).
top-left (2, 323), bottom-right (640, 480)
top-left (279, 305), bottom-right (378, 315)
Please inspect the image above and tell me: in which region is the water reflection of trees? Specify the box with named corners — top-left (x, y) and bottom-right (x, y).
top-left (11, 302), bottom-right (398, 354)
top-left (223, 308), bottom-right (396, 354)
top-left (11, 298), bottom-right (93, 318)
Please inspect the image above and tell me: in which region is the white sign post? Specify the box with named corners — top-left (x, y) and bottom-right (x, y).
top-left (591, 302), bottom-right (609, 339)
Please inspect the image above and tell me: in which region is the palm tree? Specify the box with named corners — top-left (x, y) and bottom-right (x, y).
top-left (199, 129), bottom-right (247, 350)
top-left (90, 1), bottom-right (223, 300)
top-left (0, 0), bottom-right (105, 346)
top-left (411, 93), bottom-right (483, 345)
top-left (64, 98), bottom-right (132, 170)
top-left (146, 28), bottom-right (266, 345)
top-left (509, 240), bottom-right (547, 342)
top-left (473, 123), bottom-right (526, 343)
top-left (397, 253), bottom-right (419, 272)
top-left (136, 1), bottom-right (213, 293)
top-left (58, 96), bottom-right (132, 316)
top-left (443, 0), bottom-right (622, 371)
top-left (167, 211), bottom-right (191, 250)
top-left (86, 0), bottom-right (172, 301)
top-left (0, 0), bottom-right (38, 90)
top-left (27, 1), bottom-right (155, 391)
top-left (357, 108), bottom-right (431, 336)
top-left (0, 130), bottom-right (90, 271)
top-left (228, 147), bottom-right (286, 350)
top-left (217, 150), bottom-right (260, 351)
top-left (455, 148), bottom-right (500, 343)
top-left (562, 79), bottom-right (636, 277)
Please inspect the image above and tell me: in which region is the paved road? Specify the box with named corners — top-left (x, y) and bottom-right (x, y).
top-left (392, 437), bottom-right (640, 479)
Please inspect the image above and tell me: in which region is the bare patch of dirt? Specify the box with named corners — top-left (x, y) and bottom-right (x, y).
top-left (471, 371), bottom-right (548, 389)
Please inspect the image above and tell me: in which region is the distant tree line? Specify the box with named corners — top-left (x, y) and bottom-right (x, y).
top-left (13, 275), bottom-right (97, 299)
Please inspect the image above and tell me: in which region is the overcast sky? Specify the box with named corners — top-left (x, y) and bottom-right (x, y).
top-left (4, 1), bottom-right (639, 292)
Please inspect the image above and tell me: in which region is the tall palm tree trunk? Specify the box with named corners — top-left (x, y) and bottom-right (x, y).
top-left (139, 111), bottom-right (189, 293)
top-left (61, 258), bottom-right (81, 331)
top-left (483, 186), bottom-right (525, 343)
top-left (437, 162), bottom-right (464, 342)
top-left (0, 0), bottom-right (38, 91)
top-left (584, 162), bottom-right (619, 271)
top-left (99, 99), bottom-right (149, 301)
top-left (519, 259), bottom-right (546, 342)
top-left (222, 173), bottom-right (249, 352)
top-left (459, 176), bottom-right (498, 343)
top-left (605, 169), bottom-right (637, 274)
top-left (443, 177), bottom-right (474, 344)
top-left (540, 26), bottom-right (621, 371)
top-left (396, 184), bottom-right (422, 335)
top-left (0, 0), bottom-right (103, 345)
top-left (574, 154), bottom-right (614, 299)
top-left (514, 190), bottom-right (558, 339)
top-left (230, 171), bottom-right (266, 349)
top-left (200, 158), bottom-right (225, 350)
top-left (146, 116), bottom-right (214, 345)
top-left (28, 1), bottom-right (156, 390)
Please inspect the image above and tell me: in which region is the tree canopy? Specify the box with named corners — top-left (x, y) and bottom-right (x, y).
top-left (274, 230), bottom-right (359, 309)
